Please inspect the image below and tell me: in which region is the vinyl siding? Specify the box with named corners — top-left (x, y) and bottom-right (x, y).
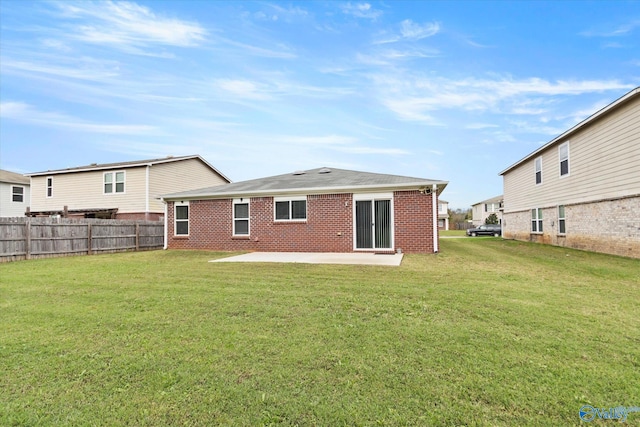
top-left (504, 95), bottom-right (640, 213)
top-left (0, 182), bottom-right (30, 217)
top-left (149, 159), bottom-right (228, 212)
top-left (30, 168), bottom-right (147, 213)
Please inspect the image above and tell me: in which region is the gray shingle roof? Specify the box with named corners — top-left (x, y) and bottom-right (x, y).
top-left (26, 155), bottom-right (230, 182)
top-left (163, 167), bottom-right (448, 200)
top-left (0, 169), bottom-right (30, 185)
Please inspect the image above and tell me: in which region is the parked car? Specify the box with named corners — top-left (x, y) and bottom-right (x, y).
top-left (466, 224), bottom-right (502, 237)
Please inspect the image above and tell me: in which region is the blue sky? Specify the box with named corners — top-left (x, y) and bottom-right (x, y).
top-left (1, 1), bottom-right (638, 208)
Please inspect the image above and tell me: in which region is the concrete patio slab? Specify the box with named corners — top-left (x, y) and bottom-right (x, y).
top-left (209, 252), bottom-right (404, 266)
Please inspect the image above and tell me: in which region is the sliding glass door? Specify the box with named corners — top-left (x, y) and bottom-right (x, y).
top-left (355, 196), bottom-right (392, 250)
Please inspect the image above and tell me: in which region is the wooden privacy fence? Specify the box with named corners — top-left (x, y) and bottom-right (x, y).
top-left (0, 217), bottom-right (164, 262)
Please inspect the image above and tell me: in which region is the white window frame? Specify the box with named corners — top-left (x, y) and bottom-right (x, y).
top-left (353, 192), bottom-right (395, 251)
top-left (559, 142), bottom-right (570, 177)
top-left (12, 186), bottom-right (24, 203)
top-left (531, 208), bottom-right (543, 233)
top-left (174, 202), bottom-right (189, 236)
top-left (534, 157), bottom-right (542, 185)
top-left (274, 196), bottom-right (307, 222)
top-left (104, 171), bottom-right (126, 194)
top-left (46, 177), bottom-right (53, 198)
top-left (558, 205), bottom-right (566, 235)
top-left (233, 198), bottom-right (250, 236)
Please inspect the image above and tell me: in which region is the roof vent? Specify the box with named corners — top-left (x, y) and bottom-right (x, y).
top-left (90, 163), bottom-right (98, 166)
top-left (318, 167), bottom-right (331, 174)
top-left (293, 170), bottom-right (306, 175)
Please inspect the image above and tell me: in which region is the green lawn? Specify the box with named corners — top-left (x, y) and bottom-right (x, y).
top-left (1, 239), bottom-right (639, 426)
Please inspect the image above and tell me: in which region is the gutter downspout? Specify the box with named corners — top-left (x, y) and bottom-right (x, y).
top-left (162, 198), bottom-right (168, 250)
top-left (432, 184), bottom-right (439, 253)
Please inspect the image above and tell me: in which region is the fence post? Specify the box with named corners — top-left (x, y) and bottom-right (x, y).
top-left (25, 218), bottom-right (31, 260)
top-left (136, 223), bottom-right (140, 251)
top-left (87, 223), bottom-right (93, 255)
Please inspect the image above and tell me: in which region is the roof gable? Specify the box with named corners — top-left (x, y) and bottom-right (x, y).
top-left (499, 86), bottom-right (639, 176)
top-left (163, 167), bottom-right (448, 200)
top-left (26, 155), bottom-right (230, 182)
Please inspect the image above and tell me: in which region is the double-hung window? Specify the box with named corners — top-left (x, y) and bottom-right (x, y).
top-left (104, 171), bottom-right (125, 194)
top-left (531, 208), bottom-right (543, 233)
top-left (12, 186), bottom-right (24, 202)
top-left (47, 177), bottom-right (53, 198)
top-left (535, 157), bottom-right (542, 185)
top-left (559, 142), bottom-right (569, 177)
top-left (558, 205), bottom-right (566, 234)
top-left (175, 203), bottom-right (189, 236)
top-left (274, 197), bottom-right (307, 221)
top-left (233, 199), bottom-right (250, 236)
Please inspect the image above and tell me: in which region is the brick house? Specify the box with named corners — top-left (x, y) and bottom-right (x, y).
top-left (499, 87), bottom-right (640, 258)
top-left (162, 167), bottom-right (448, 254)
top-left (26, 155), bottom-right (230, 220)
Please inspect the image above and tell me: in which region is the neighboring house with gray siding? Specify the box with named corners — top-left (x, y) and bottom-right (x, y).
top-left (0, 169), bottom-right (30, 217)
top-left (26, 155), bottom-right (230, 220)
top-left (499, 87), bottom-right (640, 259)
top-left (471, 195), bottom-right (503, 226)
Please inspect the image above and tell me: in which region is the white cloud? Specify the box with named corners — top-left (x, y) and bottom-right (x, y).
top-left (400, 20), bottom-right (440, 40)
top-left (215, 79), bottom-right (272, 100)
top-left (374, 75), bottom-right (634, 123)
top-left (374, 20), bottom-right (440, 44)
top-left (580, 20), bottom-right (640, 37)
top-left (466, 123), bottom-right (499, 130)
top-left (1, 58), bottom-right (120, 81)
top-left (1, 101), bottom-right (158, 135)
top-left (53, 1), bottom-right (207, 48)
top-left (340, 2), bottom-right (383, 20)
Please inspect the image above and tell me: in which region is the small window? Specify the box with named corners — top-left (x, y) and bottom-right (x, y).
top-left (535, 157), bottom-right (542, 185)
top-left (531, 208), bottom-right (543, 233)
top-left (558, 205), bottom-right (566, 234)
top-left (47, 177), bottom-right (53, 198)
top-left (12, 186), bottom-right (24, 202)
top-left (175, 203), bottom-right (189, 236)
top-left (233, 199), bottom-right (249, 236)
top-left (559, 142), bottom-right (569, 177)
top-left (274, 197), bottom-right (307, 221)
top-left (104, 171), bottom-right (125, 194)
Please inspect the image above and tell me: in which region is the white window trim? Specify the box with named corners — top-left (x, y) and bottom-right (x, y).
top-left (558, 205), bottom-right (566, 235)
top-left (233, 198), bottom-right (250, 236)
top-left (104, 171), bottom-right (126, 195)
top-left (46, 176), bottom-right (53, 198)
top-left (352, 192), bottom-right (395, 252)
top-left (274, 196), bottom-right (307, 222)
top-left (174, 202), bottom-right (189, 236)
top-left (12, 185), bottom-right (24, 203)
top-left (534, 157), bottom-right (543, 185)
top-left (531, 208), bottom-right (543, 234)
top-left (559, 142), bottom-right (570, 178)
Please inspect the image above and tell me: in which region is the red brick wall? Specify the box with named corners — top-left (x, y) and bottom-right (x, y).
top-left (393, 190), bottom-right (435, 253)
top-left (167, 191), bottom-right (436, 253)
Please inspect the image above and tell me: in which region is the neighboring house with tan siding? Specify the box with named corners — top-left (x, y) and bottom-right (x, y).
top-left (0, 169), bottom-right (30, 217)
top-left (499, 87), bottom-right (640, 258)
top-left (26, 155), bottom-right (230, 220)
top-left (438, 199), bottom-right (450, 230)
top-left (471, 195), bottom-right (503, 226)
